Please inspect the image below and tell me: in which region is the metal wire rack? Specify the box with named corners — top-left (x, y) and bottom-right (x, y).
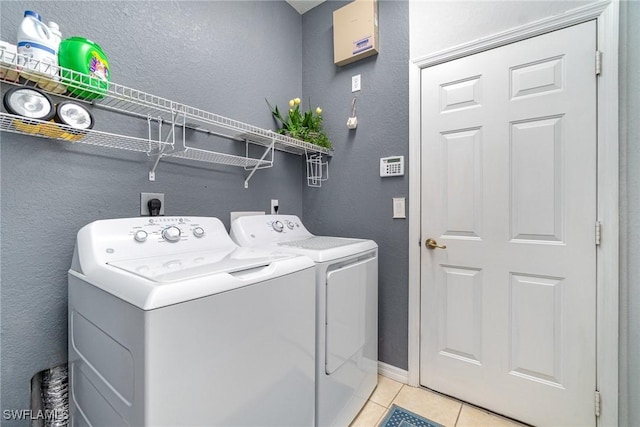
top-left (0, 112), bottom-right (167, 153)
top-left (0, 113), bottom-right (273, 172)
top-left (0, 49), bottom-right (330, 186)
top-left (168, 147), bottom-right (271, 169)
top-left (0, 50), bottom-right (331, 156)
top-left (306, 153), bottom-right (329, 188)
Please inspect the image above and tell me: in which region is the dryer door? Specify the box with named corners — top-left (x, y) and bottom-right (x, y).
top-left (325, 255), bottom-right (377, 374)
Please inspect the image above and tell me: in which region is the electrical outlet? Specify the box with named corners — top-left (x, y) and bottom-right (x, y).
top-left (271, 199), bottom-right (279, 214)
top-left (141, 192), bottom-right (165, 216)
top-left (352, 74), bottom-right (361, 92)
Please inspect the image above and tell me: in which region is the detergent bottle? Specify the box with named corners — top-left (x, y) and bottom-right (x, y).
top-left (38, 21), bottom-right (67, 94)
top-left (17, 10), bottom-right (58, 83)
top-left (58, 37), bottom-right (110, 100)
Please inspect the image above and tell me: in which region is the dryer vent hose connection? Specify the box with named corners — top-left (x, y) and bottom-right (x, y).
top-left (41, 364), bottom-right (69, 426)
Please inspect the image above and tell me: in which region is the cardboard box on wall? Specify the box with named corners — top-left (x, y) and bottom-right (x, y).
top-left (333, 0), bottom-right (379, 66)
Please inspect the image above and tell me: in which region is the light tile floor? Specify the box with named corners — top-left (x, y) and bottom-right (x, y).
top-left (350, 375), bottom-right (528, 427)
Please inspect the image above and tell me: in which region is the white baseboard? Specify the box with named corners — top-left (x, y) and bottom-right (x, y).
top-left (377, 362), bottom-right (409, 384)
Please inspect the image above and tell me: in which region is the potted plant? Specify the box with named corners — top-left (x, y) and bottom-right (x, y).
top-left (266, 97), bottom-right (332, 149)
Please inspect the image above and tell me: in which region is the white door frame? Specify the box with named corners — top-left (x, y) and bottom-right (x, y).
top-left (407, 1), bottom-right (619, 425)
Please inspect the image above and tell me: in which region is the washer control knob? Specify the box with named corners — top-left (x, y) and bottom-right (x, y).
top-left (162, 226), bottom-right (181, 242)
top-left (286, 220), bottom-right (294, 230)
top-left (193, 227), bottom-right (205, 238)
top-left (272, 220), bottom-right (284, 232)
top-left (134, 230), bottom-right (148, 242)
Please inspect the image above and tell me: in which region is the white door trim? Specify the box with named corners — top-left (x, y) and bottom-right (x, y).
top-left (407, 2), bottom-right (619, 426)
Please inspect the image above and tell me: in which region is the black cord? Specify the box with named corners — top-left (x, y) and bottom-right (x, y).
top-left (148, 198), bottom-right (162, 216)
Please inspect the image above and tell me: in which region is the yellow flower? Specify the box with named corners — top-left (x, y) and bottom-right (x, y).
top-left (294, 98), bottom-right (301, 105)
top-left (316, 107), bottom-right (322, 115)
top-left (290, 108), bottom-right (294, 113)
top-left (289, 99), bottom-right (295, 108)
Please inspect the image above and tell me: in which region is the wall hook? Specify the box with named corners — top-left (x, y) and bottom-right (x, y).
top-left (347, 96), bottom-right (358, 129)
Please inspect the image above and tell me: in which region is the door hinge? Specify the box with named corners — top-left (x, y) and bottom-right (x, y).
top-left (596, 51), bottom-right (603, 76)
top-left (595, 221), bottom-right (602, 245)
top-left (595, 390), bottom-right (601, 417)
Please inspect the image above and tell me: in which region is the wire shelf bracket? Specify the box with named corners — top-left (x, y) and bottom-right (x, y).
top-left (244, 136), bottom-right (275, 189)
top-left (147, 108), bottom-right (187, 181)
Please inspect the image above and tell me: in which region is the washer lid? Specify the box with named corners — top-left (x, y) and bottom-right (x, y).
top-left (230, 215), bottom-right (378, 262)
top-left (279, 236), bottom-right (363, 250)
top-left (107, 248), bottom-right (292, 283)
top-left (70, 250), bottom-right (314, 311)
top-left (277, 236), bottom-right (377, 262)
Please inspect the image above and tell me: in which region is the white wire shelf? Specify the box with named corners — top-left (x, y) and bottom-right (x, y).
top-left (167, 147), bottom-right (271, 169)
top-left (0, 113), bottom-right (271, 171)
top-left (0, 112), bottom-right (167, 153)
top-left (0, 50), bottom-right (331, 156)
top-left (0, 49), bottom-right (329, 186)
top-left (235, 132), bottom-right (331, 156)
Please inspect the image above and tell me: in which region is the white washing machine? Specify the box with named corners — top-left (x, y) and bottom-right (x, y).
top-left (230, 215), bottom-right (378, 427)
top-left (68, 216), bottom-right (316, 427)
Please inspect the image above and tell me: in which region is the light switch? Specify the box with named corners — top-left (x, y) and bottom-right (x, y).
top-left (393, 197), bottom-right (406, 219)
top-left (352, 74), bottom-right (361, 92)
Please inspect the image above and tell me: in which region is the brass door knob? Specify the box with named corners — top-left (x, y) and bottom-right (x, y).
top-left (425, 238), bottom-right (446, 249)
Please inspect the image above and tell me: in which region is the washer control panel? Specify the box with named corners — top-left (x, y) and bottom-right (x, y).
top-left (77, 217), bottom-right (233, 263)
top-left (269, 218), bottom-right (302, 234)
top-left (230, 214), bottom-right (313, 247)
top-left (130, 217), bottom-right (209, 244)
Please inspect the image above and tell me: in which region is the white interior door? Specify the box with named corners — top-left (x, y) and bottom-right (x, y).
top-left (419, 21), bottom-right (597, 427)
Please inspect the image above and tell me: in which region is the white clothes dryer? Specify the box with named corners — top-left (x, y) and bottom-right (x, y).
top-left (68, 216), bottom-right (316, 427)
top-left (230, 215), bottom-right (378, 427)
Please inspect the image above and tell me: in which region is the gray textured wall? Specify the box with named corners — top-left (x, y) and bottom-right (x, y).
top-left (1, 1), bottom-right (637, 424)
top-left (619, 1), bottom-right (639, 425)
top-left (301, 0), bottom-right (410, 369)
top-left (0, 1), bottom-right (303, 419)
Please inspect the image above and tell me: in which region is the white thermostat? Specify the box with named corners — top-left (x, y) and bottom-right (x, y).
top-left (380, 156), bottom-right (404, 177)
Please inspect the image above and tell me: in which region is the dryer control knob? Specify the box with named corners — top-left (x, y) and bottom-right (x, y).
top-left (134, 230), bottom-right (148, 242)
top-left (286, 220), bottom-right (294, 229)
top-left (162, 226), bottom-right (181, 242)
top-left (193, 227), bottom-right (205, 238)
top-left (272, 220), bottom-right (284, 232)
